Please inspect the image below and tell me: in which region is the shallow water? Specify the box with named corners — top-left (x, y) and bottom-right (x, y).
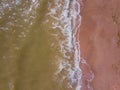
top-left (0, 0), bottom-right (58, 90)
top-left (0, 0), bottom-right (93, 90)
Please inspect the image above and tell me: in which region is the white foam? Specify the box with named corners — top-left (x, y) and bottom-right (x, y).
top-left (48, 0), bottom-right (83, 90)
top-left (0, 0), bottom-right (40, 31)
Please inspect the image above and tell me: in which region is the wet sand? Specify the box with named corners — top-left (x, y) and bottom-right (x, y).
top-left (79, 0), bottom-right (120, 90)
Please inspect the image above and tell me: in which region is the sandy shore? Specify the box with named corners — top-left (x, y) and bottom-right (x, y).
top-left (79, 0), bottom-right (120, 90)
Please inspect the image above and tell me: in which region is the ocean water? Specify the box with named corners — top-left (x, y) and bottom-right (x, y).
top-left (0, 0), bottom-right (93, 90)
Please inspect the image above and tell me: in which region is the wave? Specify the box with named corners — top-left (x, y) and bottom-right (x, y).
top-left (47, 0), bottom-right (94, 90)
top-left (0, 0), bottom-right (94, 89)
top-left (47, 0), bottom-right (83, 90)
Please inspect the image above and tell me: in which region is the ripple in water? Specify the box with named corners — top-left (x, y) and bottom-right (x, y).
top-left (0, 0), bottom-right (39, 31)
top-left (0, 0), bottom-right (40, 90)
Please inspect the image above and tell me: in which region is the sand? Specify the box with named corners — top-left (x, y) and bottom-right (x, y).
top-left (79, 0), bottom-right (120, 90)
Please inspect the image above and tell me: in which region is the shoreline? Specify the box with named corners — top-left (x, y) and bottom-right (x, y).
top-left (79, 0), bottom-right (120, 90)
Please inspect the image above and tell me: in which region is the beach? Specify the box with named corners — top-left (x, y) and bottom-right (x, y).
top-left (79, 0), bottom-right (120, 90)
top-left (1, 0), bottom-right (120, 90)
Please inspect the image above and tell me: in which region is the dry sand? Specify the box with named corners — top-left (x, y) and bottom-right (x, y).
top-left (79, 0), bottom-right (120, 90)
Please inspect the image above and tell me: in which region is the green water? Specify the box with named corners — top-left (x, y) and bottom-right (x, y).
top-left (0, 0), bottom-right (67, 90)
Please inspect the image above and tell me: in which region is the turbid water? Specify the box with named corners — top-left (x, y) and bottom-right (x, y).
top-left (0, 0), bottom-right (58, 90)
top-left (0, 0), bottom-right (94, 90)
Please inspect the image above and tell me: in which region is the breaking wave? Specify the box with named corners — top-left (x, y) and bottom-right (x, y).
top-left (47, 0), bottom-right (83, 90)
top-left (47, 0), bottom-right (94, 90)
top-left (0, 0), bottom-right (94, 90)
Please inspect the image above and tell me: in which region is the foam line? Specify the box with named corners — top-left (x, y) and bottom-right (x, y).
top-left (48, 0), bottom-right (83, 89)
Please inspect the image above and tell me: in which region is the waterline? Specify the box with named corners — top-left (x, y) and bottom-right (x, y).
top-left (47, 0), bottom-right (83, 89)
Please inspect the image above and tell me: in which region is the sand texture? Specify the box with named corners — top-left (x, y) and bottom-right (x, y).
top-left (79, 0), bottom-right (120, 90)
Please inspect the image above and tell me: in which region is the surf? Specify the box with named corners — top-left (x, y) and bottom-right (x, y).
top-left (47, 0), bottom-right (82, 90)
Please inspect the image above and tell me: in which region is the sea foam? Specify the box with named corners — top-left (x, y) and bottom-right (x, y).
top-left (47, 0), bottom-right (83, 90)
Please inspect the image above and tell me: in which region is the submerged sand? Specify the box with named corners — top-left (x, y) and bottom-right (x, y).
top-left (79, 0), bottom-right (120, 90)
